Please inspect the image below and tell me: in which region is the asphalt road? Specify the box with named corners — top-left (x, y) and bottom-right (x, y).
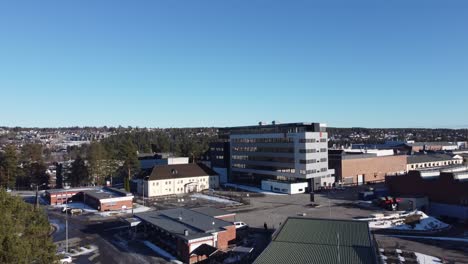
top-left (48, 208), bottom-right (169, 264)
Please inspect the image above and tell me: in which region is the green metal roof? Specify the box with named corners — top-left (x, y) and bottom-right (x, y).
top-left (253, 218), bottom-right (377, 264)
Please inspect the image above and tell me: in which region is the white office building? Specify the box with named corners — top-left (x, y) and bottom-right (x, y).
top-left (220, 122), bottom-right (335, 194)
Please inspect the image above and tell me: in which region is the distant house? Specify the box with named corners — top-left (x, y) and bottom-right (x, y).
top-left (139, 163), bottom-right (219, 197)
top-left (253, 217), bottom-right (378, 264)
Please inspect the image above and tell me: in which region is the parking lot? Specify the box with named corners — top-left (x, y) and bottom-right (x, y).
top-left (225, 186), bottom-right (468, 263)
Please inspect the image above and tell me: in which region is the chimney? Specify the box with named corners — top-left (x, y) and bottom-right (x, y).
top-left (184, 229), bottom-right (189, 236)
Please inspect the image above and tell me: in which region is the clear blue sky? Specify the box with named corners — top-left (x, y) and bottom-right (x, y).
top-left (0, 0), bottom-right (467, 128)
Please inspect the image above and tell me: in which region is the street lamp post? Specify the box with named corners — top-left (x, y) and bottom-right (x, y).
top-left (33, 183), bottom-right (46, 210)
top-left (142, 176), bottom-right (149, 207)
top-left (64, 190), bottom-right (69, 253)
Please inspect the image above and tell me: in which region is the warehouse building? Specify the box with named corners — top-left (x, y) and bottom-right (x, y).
top-left (45, 187), bottom-right (133, 211)
top-left (253, 217), bottom-right (378, 264)
top-left (328, 150), bottom-right (407, 185)
top-left (406, 154), bottom-right (463, 171)
top-left (135, 208), bottom-right (236, 264)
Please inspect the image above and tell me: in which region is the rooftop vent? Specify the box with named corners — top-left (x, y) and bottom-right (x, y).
top-left (171, 169), bottom-right (178, 175)
top-left (184, 229), bottom-right (189, 236)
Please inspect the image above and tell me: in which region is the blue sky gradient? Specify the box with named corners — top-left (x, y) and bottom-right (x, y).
top-left (0, 0), bottom-right (467, 128)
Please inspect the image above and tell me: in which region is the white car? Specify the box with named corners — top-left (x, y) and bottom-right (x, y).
top-left (58, 254), bottom-right (72, 264)
top-left (234, 222), bottom-right (248, 229)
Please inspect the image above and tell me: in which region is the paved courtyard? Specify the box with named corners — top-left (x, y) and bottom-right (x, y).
top-left (227, 188), bottom-right (468, 263)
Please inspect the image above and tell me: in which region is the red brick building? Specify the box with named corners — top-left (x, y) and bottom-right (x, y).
top-left (45, 187), bottom-right (133, 211)
top-left (135, 207), bottom-right (236, 264)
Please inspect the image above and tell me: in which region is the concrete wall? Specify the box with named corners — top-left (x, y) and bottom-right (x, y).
top-left (261, 180), bottom-right (308, 194)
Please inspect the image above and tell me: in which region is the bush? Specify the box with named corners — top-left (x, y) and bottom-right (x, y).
top-left (404, 214), bottom-right (422, 229)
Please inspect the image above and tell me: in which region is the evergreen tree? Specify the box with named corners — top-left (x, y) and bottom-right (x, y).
top-left (69, 156), bottom-right (89, 187)
top-left (0, 144), bottom-right (19, 189)
top-left (0, 189), bottom-right (57, 263)
top-left (118, 140), bottom-right (139, 191)
top-left (87, 142), bottom-right (107, 185)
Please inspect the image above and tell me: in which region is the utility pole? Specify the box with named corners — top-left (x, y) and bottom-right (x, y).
top-left (64, 191), bottom-right (69, 253)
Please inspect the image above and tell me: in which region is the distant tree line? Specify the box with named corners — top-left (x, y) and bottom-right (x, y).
top-left (1, 128), bottom-right (216, 192)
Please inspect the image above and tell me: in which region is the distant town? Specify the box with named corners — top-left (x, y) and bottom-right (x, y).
top-left (1, 122), bottom-right (467, 264)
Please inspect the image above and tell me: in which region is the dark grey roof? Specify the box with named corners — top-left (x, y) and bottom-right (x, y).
top-left (83, 188), bottom-right (132, 200)
top-left (253, 217), bottom-right (377, 264)
top-left (135, 208), bottom-right (233, 241)
top-left (407, 142), bottom-right (456, 147)
top-left (407, 154), bottom-right (456, 164)
top-left (191, 207), bottom-right (235, 218)
top-left (147, 163), bottom-right (217, 180)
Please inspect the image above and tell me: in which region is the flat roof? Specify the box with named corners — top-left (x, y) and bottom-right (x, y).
top-left (407, 154), bottom-right (456, 164)
top-left (83, 188), bottom-right (133, 200)
top-left (191, 207), bottom-right (236, 218)
top-left (253, 217), bottom-right (377, 264)
top-left (135, 208), bottom-right (234, 241)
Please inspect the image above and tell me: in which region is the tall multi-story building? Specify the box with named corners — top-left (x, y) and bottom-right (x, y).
top-left (218, 122), bottom-right (335, 193)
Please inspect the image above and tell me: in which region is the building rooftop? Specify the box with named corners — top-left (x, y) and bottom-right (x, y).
top-left (147, 163), bottom-right (217, 181)
top-left (406, 142), bottom-right (457, 147)
top-left (407, 154), bottom-right (456, 164)
top-left (219, 122), bottom-right (326, 135)
top-left (253, 217), bottom-right (377, 264)
top-left (191, 207), bottom-right (235, 218)
top-left (82, 187), bottom-right (133, 200)
top-left (135, 208), bottom-right (233, 241)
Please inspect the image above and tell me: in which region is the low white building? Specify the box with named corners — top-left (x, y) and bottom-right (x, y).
top-left (140, 164), bottom-right (219, 197)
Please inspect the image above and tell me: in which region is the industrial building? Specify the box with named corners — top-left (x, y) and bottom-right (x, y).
top-left (253, 217), bottom-right (378, 264)
top-left (386, 166), bottom-right (468, 223)
top-left (135, 208), bottom-right (236, 264)
top-left (216, 122), bottom-right (335, 193)
top-left (406, 154), bottom-right (463, 171)
top-left (328, 150), bottom-right (407, 185)
top-left (44, 187), bottom-right (134, 211)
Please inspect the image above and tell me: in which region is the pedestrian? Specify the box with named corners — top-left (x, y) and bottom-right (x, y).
top-left (264, 222), bottom-right (267, 230)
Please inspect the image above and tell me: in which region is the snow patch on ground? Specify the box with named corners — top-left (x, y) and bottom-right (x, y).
top-left (143, 240), bottom-right (177, 261)
top-left (389, 235), bottom-right (468, 243)
top-left (52, 202), bottom-right (98, 212)
top-left (414, 252), bottom-right (443, 264)
top-left (97, 204), bottom-right (151, 217)
top-left (191, 193), bottom-right (241, 205)
top-left (223, 183), bottom-right (286, 195)
top-left (359, 211), bottom-right (449, 231)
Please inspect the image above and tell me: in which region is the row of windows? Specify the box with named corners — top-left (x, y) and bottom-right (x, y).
top-left (210, 147), bottom-right (224, 151)
top-left (409, 160), bottom-right (462, 169)
top-left (232, 163), bottom-right (296, 173)
top-left (232, 138), bottom-right (294, 144)
top-left (152, 177), bottom-right (212, 186)
top-left (232, 155), bottom-right (295, 163)
top-left (299, 138), bottom-right (327, 143)
top-left (233, 147), bottom-right (295, 153)
top-left (299, 168), bottom-right (328, 175)
top-left (298, 148), bottom-right (327, 153)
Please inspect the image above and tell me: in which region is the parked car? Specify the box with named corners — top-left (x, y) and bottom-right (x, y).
top-left (61, 208), bottom-right (83, 215)
top-left (57, 253), bottom-right (72, 264)
top-left (234, 222), bottom-right (248, 229)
